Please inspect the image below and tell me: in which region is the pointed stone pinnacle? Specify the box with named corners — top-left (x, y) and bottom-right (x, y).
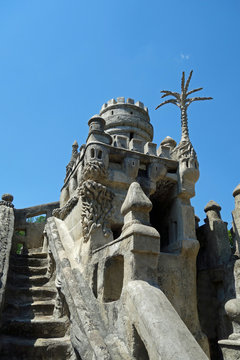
top-left (121, 182), bottom-right (152, 217)
top-left (72, 140), bottom-right (78, 147)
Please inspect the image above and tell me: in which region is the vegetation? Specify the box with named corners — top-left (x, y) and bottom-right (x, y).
top-left (26, 215), bottom-right (46, 223)
top-left (16, 243), bottom-right (23, 255)
top-left (228, 229), bottom-right (233, 248)
top-left (15, 230), bottom-right (25, 236)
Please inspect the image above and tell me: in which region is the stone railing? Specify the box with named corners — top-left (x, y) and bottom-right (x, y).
top-left (45, 216), bottom-right (131, 360)
top-left (123, 281), bottom-right (209, 360)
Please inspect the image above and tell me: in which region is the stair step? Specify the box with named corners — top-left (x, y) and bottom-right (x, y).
top-left (10, 264), bottom-right (47, 276)
top-left (4, 300), bottom-right (55, 317)
top-left (0, 335), bottom-right (73, 359)
top-left (28, 246), bottom-right (44, 253)
top-left (6, 285), bottom-right (56, 303)
top-left (1, 316), bottom-right (69, 338)
top-left (8, 273), bottom-right (50, 287)
top-left (17, 252), bottom-right (48, 259)
top-left (10, 256), bottom-right (48, 267)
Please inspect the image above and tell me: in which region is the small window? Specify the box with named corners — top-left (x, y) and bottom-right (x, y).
top-left (130, 132), bottom-right (134, 140)
top-left (97, 150), bottom-right (102, 159)
top-left (92, 263), bottom-right (98, 298)
top-left (111, 110), bottom-right (114, 115)
top-left (26, 215), bottom-right (46, 223)
top-left (91, 148), bottom-right (95, 158)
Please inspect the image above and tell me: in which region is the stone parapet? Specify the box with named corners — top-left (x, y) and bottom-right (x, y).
top-left (100, 97), bottom-right (149, 116)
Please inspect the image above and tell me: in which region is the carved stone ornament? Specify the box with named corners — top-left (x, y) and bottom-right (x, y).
top-left (55, 160), bottom-right (109, 220)
top-left (174, 140), bottom-right (198, 165)
top-left (81, 160), bottom-right (107, 182)
top-left (79, 179), bottom-right (114, 243)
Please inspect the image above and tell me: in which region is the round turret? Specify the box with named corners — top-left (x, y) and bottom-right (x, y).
top-left (88, 115), bottom-right (105, 132)
top-left (99, 97), bottom-right (153, 142)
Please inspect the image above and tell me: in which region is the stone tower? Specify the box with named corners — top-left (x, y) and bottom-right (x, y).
top-left (52, 97), bottom-right (209, 358)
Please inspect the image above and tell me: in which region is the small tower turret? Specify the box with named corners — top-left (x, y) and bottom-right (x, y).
top-left (87, 115), bottom-right (112, 145)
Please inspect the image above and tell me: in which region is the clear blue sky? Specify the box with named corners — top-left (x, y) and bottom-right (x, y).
top-left (0, 1), bottom-right (239, 227)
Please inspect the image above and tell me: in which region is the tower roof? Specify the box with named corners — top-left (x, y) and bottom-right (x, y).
top-left (233, 184), bottom-right (240, 197)
top-left (204, 200), bottom-right (221, 213)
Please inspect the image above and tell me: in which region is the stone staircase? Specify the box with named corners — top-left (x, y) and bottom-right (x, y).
top-left (0, 249), bottom-right (73, 359)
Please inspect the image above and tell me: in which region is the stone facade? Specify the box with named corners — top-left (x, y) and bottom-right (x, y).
top-left (0, 95), bottom-right (239, 359)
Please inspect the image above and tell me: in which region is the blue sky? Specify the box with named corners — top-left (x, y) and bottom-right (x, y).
top-left (0, 1), bottom-right (239, 226)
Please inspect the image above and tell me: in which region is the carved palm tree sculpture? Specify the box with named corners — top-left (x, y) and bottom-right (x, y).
top-left (156, 70), bottom-right (212, 143)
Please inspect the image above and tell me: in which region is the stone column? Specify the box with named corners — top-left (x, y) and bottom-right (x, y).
top-left (204, 200), bottom-right (231, 266)
top-left (120, 182), bottom-right (160, 285)
top-left (0, 194), bottom-right (15, 314)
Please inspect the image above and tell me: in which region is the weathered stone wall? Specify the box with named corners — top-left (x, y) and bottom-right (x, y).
top-left (13, 201), bottom-right (59, 251)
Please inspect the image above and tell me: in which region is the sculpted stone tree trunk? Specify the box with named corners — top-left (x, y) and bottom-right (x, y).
top-left (180, 105), bottom-right (189, 142)
top-left (156, 70), bottom-right (212, 143)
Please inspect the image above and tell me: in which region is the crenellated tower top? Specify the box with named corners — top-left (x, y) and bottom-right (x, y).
top-left (99, 97), bottom-right (153, 142)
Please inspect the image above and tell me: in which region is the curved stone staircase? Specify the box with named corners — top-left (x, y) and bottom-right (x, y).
top-left (0, 249), bottom-right (73, 360)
